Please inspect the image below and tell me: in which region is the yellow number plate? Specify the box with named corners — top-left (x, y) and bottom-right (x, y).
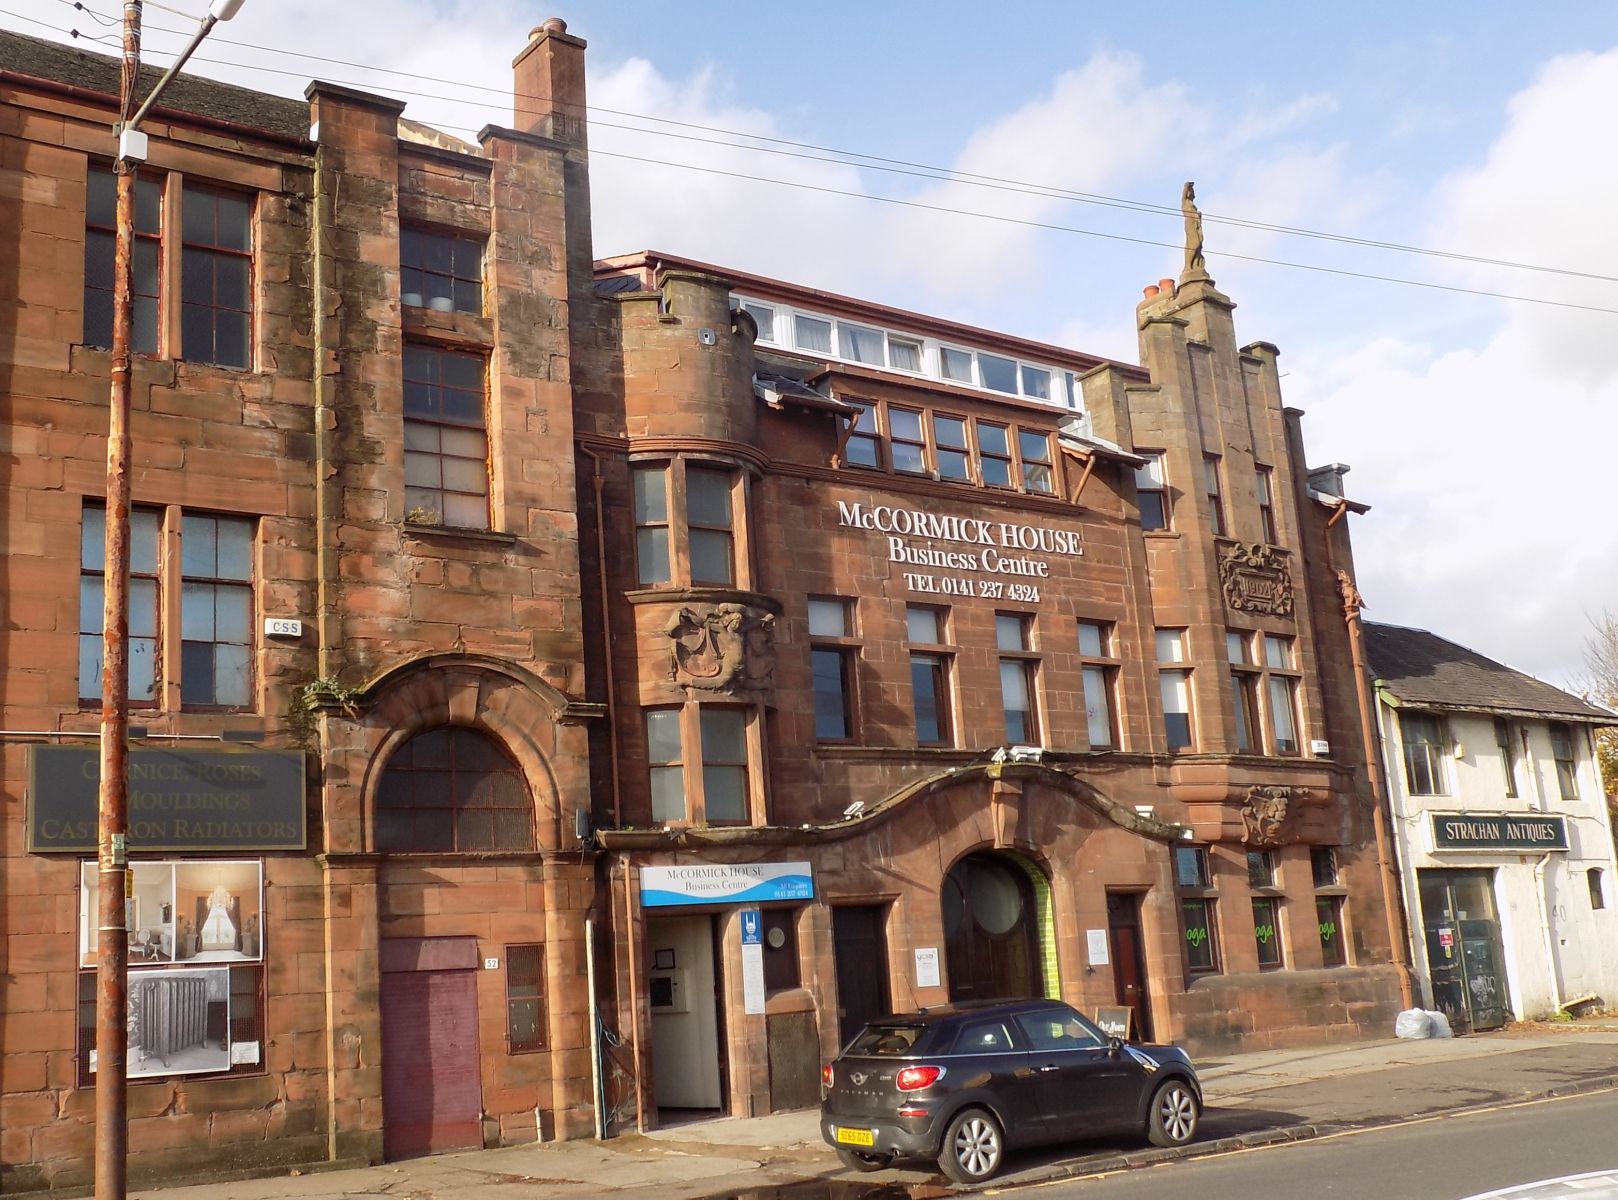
top-left (836, 1127), bottom-right (875, 1147)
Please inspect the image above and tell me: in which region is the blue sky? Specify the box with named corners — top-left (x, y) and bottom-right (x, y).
top-left (12, 0), bottom-right (1618, 689)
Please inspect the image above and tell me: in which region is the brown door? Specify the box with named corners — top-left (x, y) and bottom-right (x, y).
top-left (832, 904), bottom-right (890, 1048)
top-left (943, 852), bottom-right (1042, 1002)
top-left (1106, 893), bottom-right (1153, 1043)
top-left (380, 937), bottom-right (483, 1159)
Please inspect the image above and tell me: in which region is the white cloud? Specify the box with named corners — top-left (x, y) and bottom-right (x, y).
top-left (1296, 47), bottom-right (1618, 684)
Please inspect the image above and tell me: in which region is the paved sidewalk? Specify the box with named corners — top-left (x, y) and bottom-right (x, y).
top-left (120, 1025), bottom-right (1618, 1200)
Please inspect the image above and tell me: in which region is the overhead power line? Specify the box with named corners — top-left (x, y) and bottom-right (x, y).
top-left (47, 0), bottom-right (1618, 289)
top-left (11, 5), bottom-right (1618, 314)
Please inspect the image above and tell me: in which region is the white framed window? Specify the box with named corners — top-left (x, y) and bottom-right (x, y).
top-left (733, 294), bottom-right (1076, 407)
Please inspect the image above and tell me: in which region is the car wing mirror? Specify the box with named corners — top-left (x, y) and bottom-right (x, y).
top-left (1107, 1036), bottom-right (1124, 1055)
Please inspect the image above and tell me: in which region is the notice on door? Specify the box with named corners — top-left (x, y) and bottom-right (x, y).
top-left (740, 908), bottom-right (766, 1015)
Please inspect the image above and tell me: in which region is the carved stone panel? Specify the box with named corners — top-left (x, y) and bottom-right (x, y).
top-left (1240, 785), bottom-right (1305, 847)
top-left (1219, 542), bottom-right (1295, 617)
top-left (664, 603), bottom-right (776, 697)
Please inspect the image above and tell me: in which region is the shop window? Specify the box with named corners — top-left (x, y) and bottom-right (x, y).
top-left (644, 704), bottom-right (759, 825)
top-left (180, 513), bottom-right (253, 708)
top-left (1252, 897), bottom-right (1283, 969)
top-left (808, 597), bottom-right (858, 742)
top-left (180, 185), bottom-right (253, 368)
top-left (1204, 454), bottom-right (1226, 536)
top-left (1076, 620), bottom-right (1119, 749)
top-left (1136, 453), bottom-right (1169, 531)
top-left (1401, 712), bottom-right (1448, 796)
top-left (996, 613), bottom-right (1039, 744)
top-left (1174, 845), bottom-right (1219, 975)
top-left (907, 605), bottom-right (955, 747)
top-left (403, 342), bottom-right (489, 530)
top-left (506, 943), bottom-right (546, 1053)
top-left (1316, 895), bottom-right (1347, 967)
top-left (79, 503), bottom-right (162, 706)
top-left (633, 465), bottom-right (672, 585)
top-left (1256, 466), bottom-right (1278, 543)
top-left (374, 727), bottom-right (534, 852)
top-left (1157, 628), bottom-right (1193, 750)
top-left (762, 910), bottom-right (800, 993)
top-left (400, 226), bottom-right (483, 315)
top-left (1495, 718), bottom-right (1520, 798)
top-left (685, 467), bottom-right (736, 586)
top-left (1550, 722), bottom-right (1580, 799)
top-left (1589, 868), bottom-right (1606, 910)
top-left (78, 962), bottom-right (266, 1087)
top-left (84, 164), bottom-right (162, 354)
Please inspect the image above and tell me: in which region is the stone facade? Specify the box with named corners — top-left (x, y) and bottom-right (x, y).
top-left (0, 16), bottom-right (1405, 1192)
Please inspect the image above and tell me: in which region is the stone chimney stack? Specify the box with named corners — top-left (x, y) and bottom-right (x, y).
top-left (513, 17), bottom-right (588, 147)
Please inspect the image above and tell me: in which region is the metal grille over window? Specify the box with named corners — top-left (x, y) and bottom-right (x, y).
top-left (506, 943), bottom-right (546, 1053)
top-left (375, 727), bottom-right (534, 852)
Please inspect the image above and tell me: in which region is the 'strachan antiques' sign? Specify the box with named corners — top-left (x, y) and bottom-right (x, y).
top-left (836, 500), bottom-right (1081, 604)
top-left (27, 746), bottom-right (306, 852)
top-left (1431, 812), bottom-right (1568, 852)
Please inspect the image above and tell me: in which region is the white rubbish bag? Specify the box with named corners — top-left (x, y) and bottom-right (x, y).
top-left (1394, 1008), bottom-right (1433, 1039)
top-left (1425, 1009), bottom-right (1453, 1038)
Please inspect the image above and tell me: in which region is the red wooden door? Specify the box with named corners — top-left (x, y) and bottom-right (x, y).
top-left (1106, 893), bottom-right (1154, 1043)
top-left (381, 955), bottom-right (482, 1159)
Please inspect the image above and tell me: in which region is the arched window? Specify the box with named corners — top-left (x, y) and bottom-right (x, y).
top-left (375, 727), bottom-right (533, 852)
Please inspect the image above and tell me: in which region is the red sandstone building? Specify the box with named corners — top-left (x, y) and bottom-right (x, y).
top-left (0, 17), bottom-right (1401, 1191)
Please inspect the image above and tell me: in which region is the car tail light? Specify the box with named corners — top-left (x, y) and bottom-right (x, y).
top-left (822, 1063), bottom-right (833, 1087)
top-left (897, 1106), bottom-right (929, 1118)
top-left (895, 1065), bottom-right (944, 1091)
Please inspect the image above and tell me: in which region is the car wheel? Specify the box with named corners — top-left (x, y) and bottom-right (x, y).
top-left (938, 1107), bottom-right (1004, 1184)
top-left (836, 1147), bottom-right (894, 1172)
top-left (1146, 1078), bottom-right (1200, 1147)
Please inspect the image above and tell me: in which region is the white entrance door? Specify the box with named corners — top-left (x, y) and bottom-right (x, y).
top-left (647, 914), bottom-right (723, 1110)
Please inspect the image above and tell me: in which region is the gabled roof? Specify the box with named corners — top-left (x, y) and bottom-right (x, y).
top-left (1363, 622), bottom-right (1615, 725)
top-left (0, 29), bottom-right (309, 144)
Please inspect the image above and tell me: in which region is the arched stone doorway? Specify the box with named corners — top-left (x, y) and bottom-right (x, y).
top-left (941, 850), bottom-right (1053, 1003)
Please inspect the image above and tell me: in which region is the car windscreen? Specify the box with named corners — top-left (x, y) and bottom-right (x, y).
top-left (845, 1024), bottom-right (929, 1056)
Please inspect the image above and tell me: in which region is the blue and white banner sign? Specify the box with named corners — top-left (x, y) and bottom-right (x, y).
top-left (639, 861), bottom-right (814, 909)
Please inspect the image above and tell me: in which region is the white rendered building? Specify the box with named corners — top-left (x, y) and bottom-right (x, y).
top-left (1366, 623), bottom-right (1618, 1030)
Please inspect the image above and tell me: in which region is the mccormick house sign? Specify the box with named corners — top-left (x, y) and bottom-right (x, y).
top-left (1430, 812), bottom-right (1569, 852)
top-left (836, 500), bottom-right (1081, 604)
top-left (27, 746), bottom-right (307, 852)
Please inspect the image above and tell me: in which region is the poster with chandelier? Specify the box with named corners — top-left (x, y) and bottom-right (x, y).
top-left (79, 859), bottom-right (264, 968)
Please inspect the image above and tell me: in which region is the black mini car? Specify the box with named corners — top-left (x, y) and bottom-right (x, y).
top-left (820, 999), bottom-right (1201, 1183)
